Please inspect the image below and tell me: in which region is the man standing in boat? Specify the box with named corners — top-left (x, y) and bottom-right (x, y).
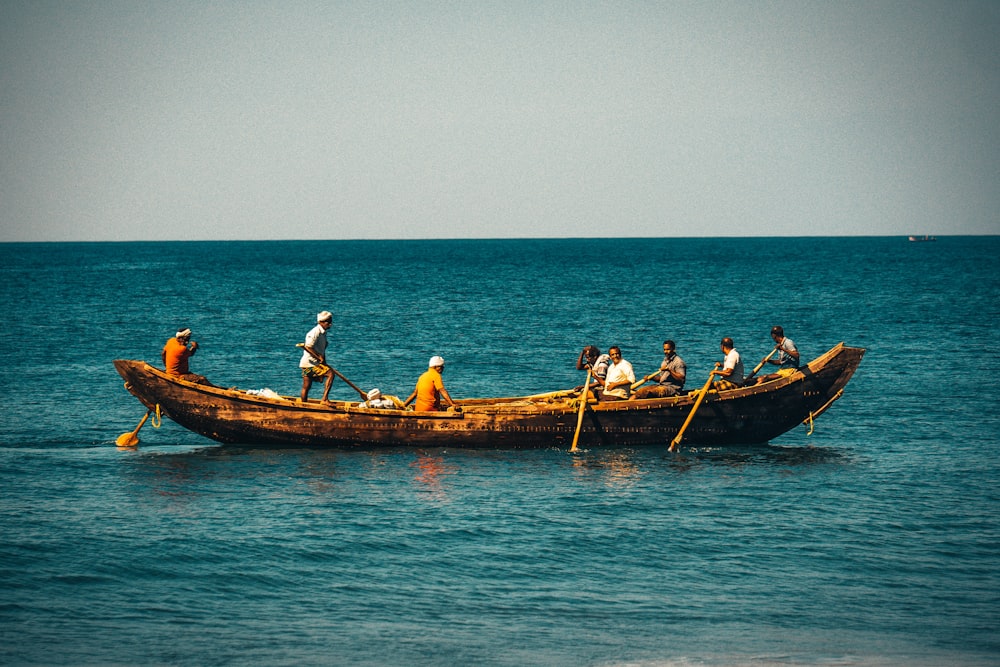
top-left (403, 356), bottom-right (458, 411)
top-left (712, 337), bottom-right (744, 391)
top-left (599, 346), bottom-right (635, 401)
top-left (161, 327), bottom-right (210, 385)
top-left (299, 311), bottom-right (335, 404)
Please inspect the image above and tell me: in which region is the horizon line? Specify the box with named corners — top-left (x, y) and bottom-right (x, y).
top-left (0, 234), bottom-right (984, 245)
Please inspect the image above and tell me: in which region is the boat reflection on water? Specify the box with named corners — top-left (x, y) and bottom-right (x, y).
top-left (411, 453), bottom-right (457, 501)
top-left (118, 442), bottom-right (852, 513)
top-left (571, 450), bottom-right (643, 488)
top-left (668, 443), bottom-right (852, 470)
top-left (569, 443), bottom-right (851, 482)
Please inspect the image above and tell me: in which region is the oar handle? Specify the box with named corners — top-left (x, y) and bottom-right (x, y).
top-left (296, 343), bottom-right (369, 400)
top-left (745, 346), bottom-right (780, 382)
top-left (630, 371), bottom-right (661, 391)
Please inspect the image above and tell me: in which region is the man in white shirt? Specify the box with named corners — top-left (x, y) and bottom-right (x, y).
top-left (299, 311), bottom-right (335, 403)
top-left (600, 346), bottom-right (635, 401)
top-left (712, 337), bottom-right (744, 391)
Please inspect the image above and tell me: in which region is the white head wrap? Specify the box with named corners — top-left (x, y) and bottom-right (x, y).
top-left (176, 328), bottom-right (192, 339)
top-left (317, 311), bottom-right (333, 323)
top-left (429, 356), bottom-right (445, 368)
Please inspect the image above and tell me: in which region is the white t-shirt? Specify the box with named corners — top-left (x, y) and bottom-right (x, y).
top-left (603, 359), bottom-right (635, 399)
top-left (722, 349), bottom-right (744, 384)
top-left (299, 324), bottom-right (328, 368)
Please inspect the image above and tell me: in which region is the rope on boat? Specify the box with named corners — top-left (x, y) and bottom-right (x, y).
top-left (123, 380), bottom-right (162, 430)
top-left (803, 389), bottom-right (844, 436)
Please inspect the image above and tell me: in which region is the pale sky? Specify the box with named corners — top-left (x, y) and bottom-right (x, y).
top-left (2, 1), bottom-right (998, 242)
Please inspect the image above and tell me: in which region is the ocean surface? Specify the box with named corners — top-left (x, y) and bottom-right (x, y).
top-left (1, 236), bottom-right (998, 666)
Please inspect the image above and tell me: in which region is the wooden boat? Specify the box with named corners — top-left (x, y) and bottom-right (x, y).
top-left (113, 343), bottom-right (864, 449)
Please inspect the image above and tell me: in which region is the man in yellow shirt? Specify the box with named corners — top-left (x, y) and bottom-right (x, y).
top-left (403, 356), bottom-right (458, 411)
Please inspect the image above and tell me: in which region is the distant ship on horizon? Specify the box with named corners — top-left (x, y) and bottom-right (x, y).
top-left (908, 235), bottom-right (937, 242)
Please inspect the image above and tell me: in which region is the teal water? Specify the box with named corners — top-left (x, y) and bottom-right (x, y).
top-left (1, 237), bottom-right (998, 665)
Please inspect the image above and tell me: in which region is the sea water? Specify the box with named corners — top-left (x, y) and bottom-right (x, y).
top-left (0, 237), bottom-right (998, 666)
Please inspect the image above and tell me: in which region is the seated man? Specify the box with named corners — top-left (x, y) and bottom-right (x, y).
top-left (752, 326), bottom-right (801, 385)
top-left (632, 340), bottom-right (686, 399)
top-left (162, 328), bottom-right (210, 385)
top-left (576, 345), bottom-right (611, 397)
top-left (403, 356), bottom-right (459, 411)
top-left (712, 337), bottom-right (744, 391)
top-left (598, 346), bottom-right (635, 401)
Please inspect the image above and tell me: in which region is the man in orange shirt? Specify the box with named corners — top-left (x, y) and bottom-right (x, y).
top-left (161, 328), bottom-right (209, 384)
top-left (403, 356), bottom-right (458, 411)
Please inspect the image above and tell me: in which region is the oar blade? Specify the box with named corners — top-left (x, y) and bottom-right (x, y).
top-left (115, 412), bottom-right (150, 448)
top-left (115, 431), bottom-right (139, 447)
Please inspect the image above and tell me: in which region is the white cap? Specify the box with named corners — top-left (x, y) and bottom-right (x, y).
top-left (366, 388), bottom-right (381, 400)
top-left (317, 311), bottom-right (333, 322)
top-left (176, 328), bottom-right (192, 339)
top-left (429, 356), bottom-right (445, 368)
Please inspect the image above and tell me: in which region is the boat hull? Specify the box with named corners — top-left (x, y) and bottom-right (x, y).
top-left (113, 344), bottom-right (864, 449)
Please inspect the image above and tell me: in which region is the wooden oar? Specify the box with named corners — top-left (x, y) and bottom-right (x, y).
top-left (668, 367), bottom-right (718, 452)
top-left (116, 411), bottom-right (150, 447)
top-left (330, 368), bottom-right (370, 400)
top-left (630, 370), bottom-right (661, 391)
top-left (744, 346), bottom-right (779, 384)
top-left (524, 388), bottom-right (578, 400)
top-left (570, 369), bottom-right (593, 452)
top-left (296, 343), bottom-right (369, 400)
